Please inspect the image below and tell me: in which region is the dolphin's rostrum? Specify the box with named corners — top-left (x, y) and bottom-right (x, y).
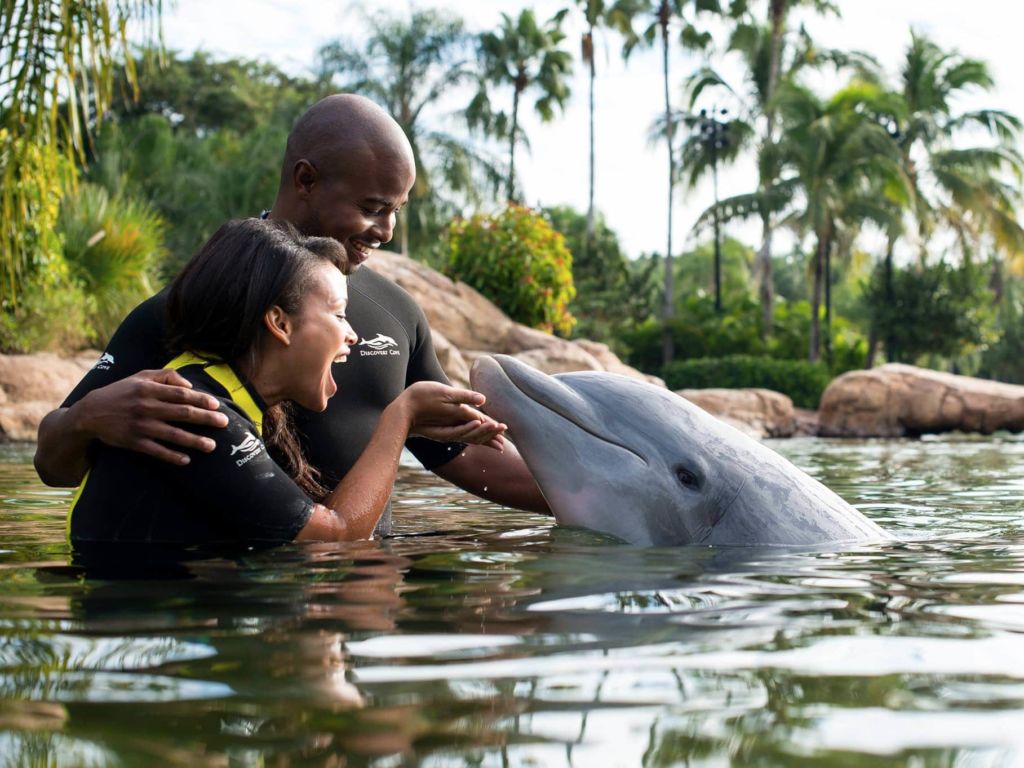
top-left (471, 355), bottom-right (891, 547)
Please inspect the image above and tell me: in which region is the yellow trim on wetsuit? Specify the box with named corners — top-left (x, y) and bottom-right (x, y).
top-left (66, 469), bottom-right (90, 540)
top-left (67, 352), bottom-right (264, 542)
top-left (165, 352), bottom-right (263, 435)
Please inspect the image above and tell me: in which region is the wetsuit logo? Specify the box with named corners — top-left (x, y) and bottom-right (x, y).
top-left (93, 352), bottom-right (115, 371)
top-left (230, 431), bottom-right (263, 467)
top-left (358, 333), bottom-right (400, 357)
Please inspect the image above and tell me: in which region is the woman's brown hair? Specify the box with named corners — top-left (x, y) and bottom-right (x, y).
top-left (166, 218), bottom-right (349, 498)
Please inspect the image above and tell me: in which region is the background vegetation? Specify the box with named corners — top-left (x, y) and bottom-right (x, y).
top-left (2, 0), bottom-right (1022, 400)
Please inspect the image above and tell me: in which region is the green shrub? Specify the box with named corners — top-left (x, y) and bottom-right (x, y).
top-left (618, 296), bottom-right (866, 377)
top-left (57, 183), bottom-right (165, 346)
top-left (0, 273), bottom-right (95, 354)
top-left (662, 355), bottom-right (831, 409)
top-left (446, 205), bottom-right (575, 335)
top-left (863, 260), bottom-right (993, 363)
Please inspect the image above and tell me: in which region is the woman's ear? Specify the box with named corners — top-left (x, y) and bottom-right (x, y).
top-left (264, 305), bottom-right (293, 346)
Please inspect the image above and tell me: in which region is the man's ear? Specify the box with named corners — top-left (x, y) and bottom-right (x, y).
top-left (292, 159), bottom-right (318, 197)
top-left (264, 305), bottom-right (293, 346)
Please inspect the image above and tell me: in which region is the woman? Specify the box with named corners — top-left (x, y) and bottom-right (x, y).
top-left (69, 218), bottom-right (505, 547)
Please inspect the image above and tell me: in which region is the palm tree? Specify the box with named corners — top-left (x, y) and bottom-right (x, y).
top-left (881, 32), bottom-right (1024, 359)
top-left (468, 10), bottom-right (573, 203)
top-left (0, 0), bottom-right (160, 303)
top-left (694, 80), bottom-right (906, 362)
top-left (570, 0), bottom-right (640, 253)
top-left (683, 4), bottom-right (863, 334)
top-left (319, 8), bottom-right (503, 258)
top-left (616, 0), bottom-right (719, 366)
top-left (773, 81), bottom-right (905, 362)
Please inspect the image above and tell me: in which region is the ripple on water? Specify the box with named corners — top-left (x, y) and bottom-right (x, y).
top-left (0, 438), bottom-right (1020, 765)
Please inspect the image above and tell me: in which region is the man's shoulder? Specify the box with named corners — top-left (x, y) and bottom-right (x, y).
top-left (349, 262), bottom-right (429, 327)
top-left (350, 263), bottom-right (416, 304)
top-left (120, 288), bottom-right (170, 334)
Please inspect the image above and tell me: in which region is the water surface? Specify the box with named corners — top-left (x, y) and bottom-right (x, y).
top-left (1, 436), bottom-right (1024, 766)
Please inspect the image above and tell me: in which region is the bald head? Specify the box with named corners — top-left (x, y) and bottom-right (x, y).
top-left (279, 94), bottom-right (414, 189)
top-left (269, 94), bottom-right (417, 263)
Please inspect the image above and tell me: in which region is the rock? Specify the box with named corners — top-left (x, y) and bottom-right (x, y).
top-left (0, 402), bottom-right (55, 442)
top-left (0, 352), bottom-right (99, 442)
top-left (0, 352), bottom-right (98, 404)
top-left (431, 329), bottom-right (471, 389)
top-left (573, 339), bottom-right (666, 387)
top-left (819, 363), bottom-right (1024, 437)
top-left (793, 408), bottom-right (820, 437)
top-left (677, 387), bottom-right (797, 438)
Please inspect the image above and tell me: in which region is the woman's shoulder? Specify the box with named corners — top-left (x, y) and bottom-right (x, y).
top-left (170, 365), bottom-right (259, 433)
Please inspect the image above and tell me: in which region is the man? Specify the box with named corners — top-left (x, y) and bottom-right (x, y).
top-left (34, 94), bottom-right (549, 528)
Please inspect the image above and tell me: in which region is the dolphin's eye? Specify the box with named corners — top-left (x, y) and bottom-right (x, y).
top-left (674, 466), bottom-right (702, 490)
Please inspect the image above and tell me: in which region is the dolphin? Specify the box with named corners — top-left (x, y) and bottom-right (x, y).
top-left (470, 355), bottom-right (891, 547)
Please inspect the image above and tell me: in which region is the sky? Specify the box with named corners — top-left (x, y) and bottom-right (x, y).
top-left (159, 0), bottom-right (1024, 260)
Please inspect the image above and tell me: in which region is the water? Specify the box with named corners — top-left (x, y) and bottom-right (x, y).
top-left (1, 436), bottom-right (1024, 767)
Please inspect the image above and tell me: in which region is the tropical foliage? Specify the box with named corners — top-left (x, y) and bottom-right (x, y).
top-left (662, 354), bottom-right (831, 408)
top-left (468, 9), bottom-right (574, 201)
top-left (57, 183), bottom-right (165, 344)
top-left (863, 260), bottom-right (993, 363)
top-left (545, 206), bottom-right (659, 342)
top-left (3, 2), bottom-right (1022, 392)
top-left (0, 0), bottom-right (159, 304)
top-left (447, 206), bottom-right (576, 335)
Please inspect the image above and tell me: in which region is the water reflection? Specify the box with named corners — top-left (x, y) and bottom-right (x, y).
top-left (0, 438), bottom-right (1023, 764)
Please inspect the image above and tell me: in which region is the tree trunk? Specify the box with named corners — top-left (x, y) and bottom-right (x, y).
top-left (809, 226), bottom-right (830, 362)
top-left (755, 0), bottom-right (788, 335)
top-left (824, 236), bottom-right (833, 368)
top-left (767, 0), bottom-right (786, 99)
top-left (756, 219), bottom-right (774, 332)
top-left (865, 323), bottom-right (878, 368)
top-left (660, 0), bottom-right (675, 368)
top-left (712, 144), bottom-right (723, 312)
top-left (508, 72), bottom-right (524, 203)
top-left (584, 25), bottom-right (596, 258)
top-left (884, 236), bottom-right (896, 362)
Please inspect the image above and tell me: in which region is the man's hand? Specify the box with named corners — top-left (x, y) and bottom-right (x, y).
top-left (77, 369), bottom-right (230, 463)
top-left (35, 369), bottom-right (230, 487)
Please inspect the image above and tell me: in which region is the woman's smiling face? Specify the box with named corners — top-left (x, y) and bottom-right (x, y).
top-left (282, 262), bottom-right (358, 412)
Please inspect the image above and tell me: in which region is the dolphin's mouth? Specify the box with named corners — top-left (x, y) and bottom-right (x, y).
top-left (475, 356), bottom-right (648, 467)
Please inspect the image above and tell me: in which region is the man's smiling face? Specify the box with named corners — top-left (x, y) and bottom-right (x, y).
top-left (306, 147), bottom-right (414, 268)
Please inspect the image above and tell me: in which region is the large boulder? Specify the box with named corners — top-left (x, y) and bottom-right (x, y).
top-left (677, 387), bottom-right (797, 439)
top-left (0, 352), bottom-right (98, 442)
top-left (431, 329), bottom-right (471, 389)
top-left (573, 339), bottom-right (665, 387)
top-left (0, 352), bottom-right (98, 403)
top-left (819, 363), bottom-right (1024, 437)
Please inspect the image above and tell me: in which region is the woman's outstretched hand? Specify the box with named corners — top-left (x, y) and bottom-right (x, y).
top-left (397, 381), bottom-right (507, 451)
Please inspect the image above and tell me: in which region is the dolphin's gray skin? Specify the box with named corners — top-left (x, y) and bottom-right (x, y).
top-left (471, 355), bottom-right (891, 547)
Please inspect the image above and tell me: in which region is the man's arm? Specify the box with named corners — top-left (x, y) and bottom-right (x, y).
top-left (432, 442), bottom-right (550, 514)
top-left (35, 370), bottom-right (228, 487)
top-left (33, 293), bottom-right (228, 487)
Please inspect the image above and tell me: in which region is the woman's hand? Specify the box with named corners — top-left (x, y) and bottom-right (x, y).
top-left (396, 381), bottom-right (507, 451)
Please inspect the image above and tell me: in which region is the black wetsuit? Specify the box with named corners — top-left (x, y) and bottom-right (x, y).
top-left (69, 355), bottom-right (314, 546)
top-left (62, 266), bottom-right (464, 537)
